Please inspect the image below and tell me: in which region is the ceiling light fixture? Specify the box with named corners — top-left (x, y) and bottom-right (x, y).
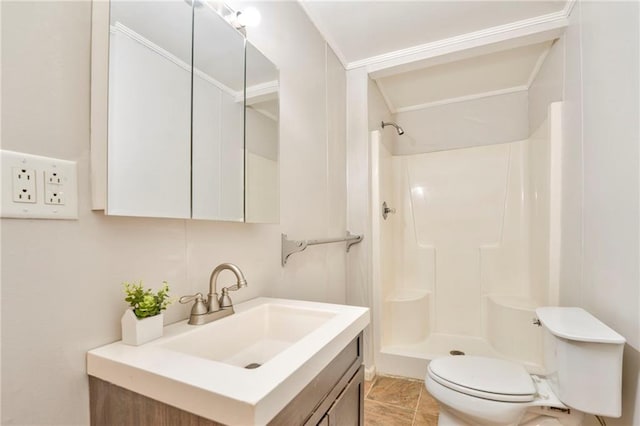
top-left (236, 7), bottom-right (261, 28)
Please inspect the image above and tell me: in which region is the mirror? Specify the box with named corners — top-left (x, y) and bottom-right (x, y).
top-left (107, 0), bottom-right (193, 218)
top-left (192, 3), bottom-right (245, 221)
top-left (245, 43), bottom-right (279, 223)
top-left (98, 0), bottom-right (279, 222)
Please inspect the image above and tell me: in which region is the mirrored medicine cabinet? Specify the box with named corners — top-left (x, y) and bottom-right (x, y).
top-left (90, 0), bottom-right (279, 223)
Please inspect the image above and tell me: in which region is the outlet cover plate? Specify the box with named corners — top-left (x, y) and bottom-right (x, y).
top-left (1, 150), bottom-right (78, 219)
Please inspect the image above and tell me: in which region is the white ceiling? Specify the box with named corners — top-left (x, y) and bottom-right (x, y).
top-left (300, 0), bottom-right (569, 115)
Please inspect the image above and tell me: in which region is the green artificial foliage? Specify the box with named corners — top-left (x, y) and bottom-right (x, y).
top-left (123, 281), bottom-right (172, 319)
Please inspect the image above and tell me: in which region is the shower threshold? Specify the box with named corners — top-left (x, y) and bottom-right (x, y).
top-left (383, 333), bottom-right (499, 361)
top-left (377, 333), bottom-right (545, 379)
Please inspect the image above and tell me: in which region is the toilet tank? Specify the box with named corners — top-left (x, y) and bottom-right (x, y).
top-left (536, 307), bottom-right (625, 418)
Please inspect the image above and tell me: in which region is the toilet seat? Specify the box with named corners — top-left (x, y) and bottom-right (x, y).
top-left (428, 356), bottom-right (536, 403)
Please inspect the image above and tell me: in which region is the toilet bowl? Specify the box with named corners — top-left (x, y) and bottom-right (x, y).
top-left (424, 307), bottom-right (626, 426)
top-left (425, 356), bottom-right (580, 426)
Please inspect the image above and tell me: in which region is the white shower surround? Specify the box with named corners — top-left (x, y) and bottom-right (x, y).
top-left (371, 103), bottom-right (562, 379)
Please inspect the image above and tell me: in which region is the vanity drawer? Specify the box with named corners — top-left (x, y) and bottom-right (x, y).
top-left (319, 365), bottom-right (364, 426)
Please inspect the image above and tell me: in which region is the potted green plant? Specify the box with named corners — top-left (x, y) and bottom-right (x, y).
top-left (121, 281), bottom-right (172, 345)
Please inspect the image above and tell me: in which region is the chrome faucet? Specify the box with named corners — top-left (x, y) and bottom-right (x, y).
top-left (179, 263), bottom-right (248, 325)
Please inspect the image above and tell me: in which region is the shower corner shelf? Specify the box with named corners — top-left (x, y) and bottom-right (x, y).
top-left (281, 232), bottom-right (363, 267)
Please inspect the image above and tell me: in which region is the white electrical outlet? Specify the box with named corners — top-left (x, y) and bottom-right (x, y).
top-left (45, 189), bottom-right (65, 205)
top-left (44, 168), bottom-right (65, 205)
top-left (45, 170), bottom-right (63, 185)
top-left (1, 150), bottom-right (78, 219)
top-left (12, 167), bottom-right (37, 203)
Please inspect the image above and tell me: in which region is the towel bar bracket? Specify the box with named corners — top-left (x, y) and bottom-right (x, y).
top-left (281, 232), bottom-right (363, 266)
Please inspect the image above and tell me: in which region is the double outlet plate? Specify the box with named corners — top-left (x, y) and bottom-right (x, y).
top-left (2, 150), bottom-right (78, 219)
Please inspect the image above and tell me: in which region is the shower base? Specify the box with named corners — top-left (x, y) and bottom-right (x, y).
top-left (376, 333), bottom-right (545, 380)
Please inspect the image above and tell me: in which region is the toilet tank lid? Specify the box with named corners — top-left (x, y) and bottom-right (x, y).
top-left (536, 307), bottom-right (626, 344)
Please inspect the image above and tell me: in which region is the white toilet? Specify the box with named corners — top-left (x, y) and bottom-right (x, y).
top-left (425, 307), bottom-right (626, 426)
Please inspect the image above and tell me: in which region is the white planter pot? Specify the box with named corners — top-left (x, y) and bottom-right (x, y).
top-left (121, 309), bottom-right (164, 345)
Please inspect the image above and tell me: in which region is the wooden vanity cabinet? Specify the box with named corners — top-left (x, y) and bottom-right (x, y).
top-left (270, 332), bottom-right (364, 426)
top-left (317, 365), bottom-right (364, 426)
top-left (89, 332), bottom-right (364, 426)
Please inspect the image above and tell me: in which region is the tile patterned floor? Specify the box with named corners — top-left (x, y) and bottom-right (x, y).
top-left (364, 375), bottom-right (439, 426)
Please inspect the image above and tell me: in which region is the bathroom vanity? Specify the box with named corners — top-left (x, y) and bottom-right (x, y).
top-left (87, 298), bottom-right (369, 425)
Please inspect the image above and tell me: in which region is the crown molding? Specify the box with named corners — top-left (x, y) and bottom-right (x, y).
top-left (299, 2), bottom-right (574, 77)
top-left (348, 10), bottom-right (568, 78)
top-left (112, 23), bottom-right (191, 73)
top-left (245, 80), bottom-right (279, 104)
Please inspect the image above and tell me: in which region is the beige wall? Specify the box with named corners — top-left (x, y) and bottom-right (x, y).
top-left (0, 1), bottom-right (346, 424)
top-left (560, 1), bottom-right (640, 424)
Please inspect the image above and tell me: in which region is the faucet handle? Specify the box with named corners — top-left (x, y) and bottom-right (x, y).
top-left (219, 287), bottom-right (233, 308)
top-left (179, 293), bottom-right (203, 304)
top-left (179, 293), bottom-right (208, 315)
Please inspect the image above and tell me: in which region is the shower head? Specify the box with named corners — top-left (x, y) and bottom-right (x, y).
top-left (381, 121), bottom-right (405, 135)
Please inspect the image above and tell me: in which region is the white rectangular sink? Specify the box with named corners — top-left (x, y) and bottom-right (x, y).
top-left (87, 297), bottom-right (369, 425)
top-left (160, 303), bottom-right (337, 368)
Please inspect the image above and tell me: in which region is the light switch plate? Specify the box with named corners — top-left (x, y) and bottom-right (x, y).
top-left (1, 150), bottom-right (79, 219)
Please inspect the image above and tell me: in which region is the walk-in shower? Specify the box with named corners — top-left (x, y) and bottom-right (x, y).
top-left (370, 104), bottom-right (563, 379)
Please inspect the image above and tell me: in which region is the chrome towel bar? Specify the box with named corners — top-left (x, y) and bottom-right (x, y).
top-left (281, 232), bottom-right (363, 266)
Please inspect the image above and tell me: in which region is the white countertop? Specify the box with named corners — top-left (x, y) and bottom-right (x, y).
top-left (87, 297), bottom-right (369, 425)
